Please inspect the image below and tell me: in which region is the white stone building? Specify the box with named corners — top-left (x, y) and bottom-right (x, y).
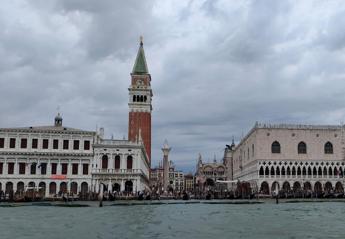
top-left (0, 115), bottom-right (94, 199)
top-left (225, 123), bottom-right (345, 196)
top-left (91, 132), bottom-right (150, 194)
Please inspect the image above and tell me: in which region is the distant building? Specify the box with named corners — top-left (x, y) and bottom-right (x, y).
top-left (225, 122), bottom-right (345, 196)
top-left (150, 153), bottom-right (185, 194)
top-left (184, 174), bottom-right (195, 193)
top-left (169, 169), bottom-right (184, 192)
top-left (195, 154), bottom-right (227, 194)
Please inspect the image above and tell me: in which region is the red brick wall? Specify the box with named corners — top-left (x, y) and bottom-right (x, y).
top-left (128, 112), bottom-right (151, 163)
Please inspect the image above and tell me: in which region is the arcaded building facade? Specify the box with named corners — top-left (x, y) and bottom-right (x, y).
top-left (226, 123), bottom-right (345, 195)
top-left (0, 115), bottom-right (94, 198)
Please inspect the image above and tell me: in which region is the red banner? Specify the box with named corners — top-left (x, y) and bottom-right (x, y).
top-left (50, 175), bottom-right (67, 180)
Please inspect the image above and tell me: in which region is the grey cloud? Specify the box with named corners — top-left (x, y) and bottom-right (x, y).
top-left (1, 0), bottom-right (345, 172)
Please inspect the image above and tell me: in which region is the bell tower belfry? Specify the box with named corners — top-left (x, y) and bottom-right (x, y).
top-left (128, 37), bottom-right (153, 164)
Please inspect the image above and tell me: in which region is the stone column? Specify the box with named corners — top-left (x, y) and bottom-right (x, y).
top-left (108, 179), bottom-right (112, 193)
top-left (14, 158), bottom-right (18, 176)
top-left (45, 181), bottom-right (50, 197)
top-left (162, 141), bottom-right (171, 191)
top-left (47, 159), bottom-right (51, 176)
top-left (121, 180), bottom-right (125, 192)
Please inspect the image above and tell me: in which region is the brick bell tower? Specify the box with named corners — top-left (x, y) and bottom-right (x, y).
top-left (128, 37), bottom-right (153, 164)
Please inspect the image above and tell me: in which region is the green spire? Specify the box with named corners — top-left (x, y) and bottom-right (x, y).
top-left (132, 36), bottom-right (149, 74)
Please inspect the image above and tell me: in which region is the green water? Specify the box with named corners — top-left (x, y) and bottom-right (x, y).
top-left (0, 202), bottom-right (343, 239)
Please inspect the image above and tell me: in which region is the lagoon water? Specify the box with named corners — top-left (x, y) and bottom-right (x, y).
top-left (0, 201), bottom-right (344, 239)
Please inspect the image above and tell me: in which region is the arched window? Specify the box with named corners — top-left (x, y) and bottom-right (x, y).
top-left (127, 155), bottom-right (133, 170)
top-left (133, 95), bottom-right (136, 102)
top-left (144, 96), bottom-right (147, 102)
top-left (307, 167), bottom-right (312, 176)
top-left (324, 142), bottom-right (333, 154)
top-left (265, 167), bottom-right (269, 176)
top-left (140, 95), bottom-right (144, 102)
top-left (115, 155), bottom-right (120, 170)
top-left (259, 167), bottom-right (264, 176)
top-left (298, 142), bottom-right (307, 154)
top-left (292, 166), bottom-right (296, 176)
top-left (102, 155), bottom-right (108, 169)
top-left (271, 141), bottom-right (281, 154)
top-left (252, 144), bottom-right (254, 157)
top-left (49, 182), bottom-right (56, 195)
top-left (270, 166), bottom-right (275, 176)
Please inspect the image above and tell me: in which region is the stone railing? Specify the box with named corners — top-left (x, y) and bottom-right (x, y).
top-left (92, 168), bottom-right (143, 174)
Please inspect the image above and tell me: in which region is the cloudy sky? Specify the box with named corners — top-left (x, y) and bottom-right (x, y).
top-left (1, 0), bottom-right (345, 172)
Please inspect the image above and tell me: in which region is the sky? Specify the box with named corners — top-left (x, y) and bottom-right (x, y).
top-left (1, 0), bottom-right (345, 172)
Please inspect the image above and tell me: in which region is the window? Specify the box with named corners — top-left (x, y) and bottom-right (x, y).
top-left (20, 138), bottom-right (27, 148)
top-left (30, 163), bottom-right (36, 175)
top-left (8, 162), bottom-right (14, 174)
top-left (115, 155), bottom-right (120, 169)
top-left (298, 142), bottom-right (307, 154)
top-left (324, 142), bottom-right (333, 154)
top-left (84, 140), bottom-right (90, 150)
top-left (127, 155), bottom-right (133, 170)
top-left (32, 138), bottom-right (38, 149)
top-left (252, 144), bottom-right (254, 157)
top-left (63, 140), bottom-right (69, 150)
top-left (0, 163), bottom-right (2, 174)
top-left (72, 164), bottom-right (78, 175)
top-left (10, 138), bottom-right (16, 148)
top-left (73, 140), bottom-right (79, 150)
top-left (271, 141), bottom-right (281, 153)
top-left (53, 139), bottom-right (59, 149)
top-left (42, 139), bottom-right (49, 149)
top-left (102, 155), bottom-right (108, 169)
top-left (40, 163), bottom-right (47, 175)
top-left (19, 163), bottom-right (26, 174)
top-left (82, 164), bottom-right (89, 175)
top-left (0, 138), bottom-right (4, 148)
top-left (51, 163), bottom-right (57, 175)
top-left (61, 163), bottom-right (68, 175)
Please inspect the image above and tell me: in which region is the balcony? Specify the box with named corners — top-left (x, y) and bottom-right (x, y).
top-left (91, 168), bottom-right (143, 175)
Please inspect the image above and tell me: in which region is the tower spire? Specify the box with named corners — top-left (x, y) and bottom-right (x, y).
top-left (132, 36), bottom-right (148, 74)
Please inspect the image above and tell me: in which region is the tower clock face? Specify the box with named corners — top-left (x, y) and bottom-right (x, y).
top-left (136, 79), bottom-right (144, 86)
